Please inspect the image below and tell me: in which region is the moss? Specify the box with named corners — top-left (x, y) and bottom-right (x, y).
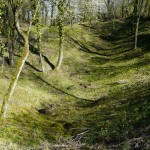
top-left (0, 20), bottom-right (150, 149)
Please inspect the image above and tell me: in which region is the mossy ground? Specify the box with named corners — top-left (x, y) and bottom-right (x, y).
top-left (0, 20), bottom-right (150, 149)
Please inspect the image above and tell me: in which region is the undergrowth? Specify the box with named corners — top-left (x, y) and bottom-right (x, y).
top-left (0, 20), bottom-right (150, 149)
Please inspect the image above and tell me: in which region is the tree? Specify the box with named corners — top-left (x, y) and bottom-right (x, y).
top-left (133, 0), bottom-right (144, 49)
top-left (48, 0), bottom-right (57, 26)
top-left (0, 0), bottom-right (40, 120)
top-left (55, 0), bottom-right (66, 70)
top-left (6, 0), bottom-right (17, 66)
top-left (0, 0), bottom-right (6, 72)
top-left (36, 4), bottom-right (45, 72)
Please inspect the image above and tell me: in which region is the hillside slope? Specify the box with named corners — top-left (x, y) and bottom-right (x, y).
top-left (0, 21), bottom-right (150, 149)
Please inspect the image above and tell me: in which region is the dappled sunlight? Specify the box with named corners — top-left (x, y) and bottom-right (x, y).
top-left (0, 0), bottom-right (150, 149)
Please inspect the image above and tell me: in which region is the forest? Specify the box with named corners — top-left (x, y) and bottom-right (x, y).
top-left (0, 0), bottom-right (150, 149)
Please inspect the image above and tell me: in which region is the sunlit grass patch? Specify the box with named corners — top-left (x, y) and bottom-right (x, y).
top-left (0, 20), bottom-right (150, 149)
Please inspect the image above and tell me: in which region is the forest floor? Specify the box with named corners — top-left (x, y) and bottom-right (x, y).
top-left (0, 21), bottom-right (150, 149)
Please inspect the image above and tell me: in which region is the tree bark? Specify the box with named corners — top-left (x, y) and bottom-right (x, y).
top-left (0, 37), bottom-right (29, 119)
top-left (134, 17), bottom-right (140, 49)
top-left (122, 0), bottom-right (125, 18)
top-left (39, 52), bottom-right (45, 72)
top-left (133, 0), bottom-right (144, 49)
top-left (0, 0), bottom-right (40, 119)
top-left (55, 37), bottom-right (63, 70)
top-left (36, 5), bottom-right (45, 72)
top-left (1, 53), bottom-right (5, 73)
top-left (38, 29), bottom-right (45, 72)
top-left (55, 0), bottom-right (65, 70)
top-left (50, 3), bottom-right (54, 26)
top-left (9, 48), bottom-right (14, 66)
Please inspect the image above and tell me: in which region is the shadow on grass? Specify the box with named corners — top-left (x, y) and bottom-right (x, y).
top-left (76, 56), bottom-right (149, 83)
top-left (0, 111), bottom-right (65, 146)
top-left (25, 61), bottom-right (42, 72)
top-left (29, 44), bottom-right (55, 70)
top-left (66, 34), bottom-right (105, 56)
top-left (90, 21), bottom-right (150, 61)
top-left (15, 54), bottom-right (42, 72)
top-left (138, 33), bottom-right (150, 51)
top-left (17, 40), bottom-right (55, 70)
top-left (67, 33), bottom-right (134, 58)
top-left (75, 80), bottom-right (150, 147)
top-left (0, 81), bottom-right (149, 148)
top-left (33, 73), bottom-right (93, 103)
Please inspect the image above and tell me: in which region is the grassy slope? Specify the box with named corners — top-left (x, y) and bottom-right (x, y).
top-left (0, 21), bottom-right (150, 149)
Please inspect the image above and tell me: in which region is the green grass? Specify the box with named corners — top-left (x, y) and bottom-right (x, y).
top-left (0, 20), bottom-right (150, 149)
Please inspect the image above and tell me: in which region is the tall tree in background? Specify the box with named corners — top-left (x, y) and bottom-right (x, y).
top-left (6, 0), bottom-right (16, 66)
top-left (133, 0), bottom-right (144, 49)
top-left (0, 0), bottom-right (6, 72)
top-left (67, 0), bottom-right (74, 28)
top-left (41, 0), bottom-right (48, 25)
top-left (144, 0), bottom-right (150, 17)
top-left (36, 4), bottom-right (45, 72)
top-left (49, 0), bottom-right (57, 26)
top-left (55, 0), bottom-right (66, 70)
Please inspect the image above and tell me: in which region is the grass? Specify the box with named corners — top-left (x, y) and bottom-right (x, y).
top-left (0, 20), bottom-right (150, 149)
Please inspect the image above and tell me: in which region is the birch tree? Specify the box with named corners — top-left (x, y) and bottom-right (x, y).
top-left (0, 0), bottom-right (6, 72)
top-left (55, 0), bottom-right (66, 70)
top-left (133, 0), bottom-right (144, 49)
top-left (0, 0), bottom-right (40, 120)
top-left (36, 4), bottom-right (45, 72)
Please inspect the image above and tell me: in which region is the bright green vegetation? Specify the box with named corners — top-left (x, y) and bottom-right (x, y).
top-left (0, 21), bottom-right (150, 149)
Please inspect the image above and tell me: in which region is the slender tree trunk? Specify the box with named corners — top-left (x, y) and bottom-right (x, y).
top-left (0, 40), bottom-right (5, 73)
top-left (9, 29), bottom-right (15, 66)
top-left (36, 6), bottom-right (45, 72)
top-left (27, 11), bottom-right (30, 23)
top-left (125, 0), bottom-right (131, 18)
top-left (39, 52), bottom-right (44, 72)
top-left (6, 3), bottom-right (14, 66)
top-left (44, 7), bottom-right (48, 25)
top-left (105, 0), bottom-right (111, 20)
top-left (55, 0), bottom-right (65, 70)
top-left (50, 4), bottom-right (54, 26)
top-left (112, 0), bottom-right (115, 30)
top-left (134, 16), bottom-right (140, 49)
top-left (133, 0), bottom-right (143, 49)
top-left (55, 37), bottom-right (63, 70)
top-left (0, 0), bottom-right (40, 119)
top-left (1, 54), bottom-right (4, 73)
top-left (68, 0), bottom-right (73, 29)
top-left (143, 0), bottom-right (147, 17)
top-left (122, 0), bottom-right (125, 18)
top-left (0, 37), bottom-right (29, 119)
top-left (38, 28), bottom-right (45, 72)
top-left (70, 18), bottom-right (73, 29)
top-left (0, 42), bottom-right (5, 73)
top-left (10, 7), bottom-right (17, 66)
top-left (9, 49), bottom-right (14, 66)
